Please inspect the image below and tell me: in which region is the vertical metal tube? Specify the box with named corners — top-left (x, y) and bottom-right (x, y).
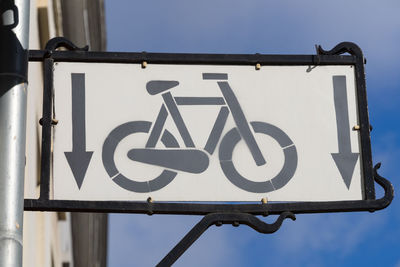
top-left (0, 0), bottom-right (30, 266)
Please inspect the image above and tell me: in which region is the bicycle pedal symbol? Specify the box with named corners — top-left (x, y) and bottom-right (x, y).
top-left (102, 73), bottom-right (298, 193)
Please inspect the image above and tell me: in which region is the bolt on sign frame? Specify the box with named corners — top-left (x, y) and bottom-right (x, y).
top-left (25, 38), bottom-right (394, 266)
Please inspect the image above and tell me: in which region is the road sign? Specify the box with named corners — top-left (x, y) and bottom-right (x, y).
top-left (51, 61), bottom-right (363, 202)
top-left (24, 39), bottom-right (394, 267)
top-left (24, 39), bottom-right (394, 216)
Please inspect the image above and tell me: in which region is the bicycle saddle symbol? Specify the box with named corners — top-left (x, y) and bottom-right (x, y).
top-left (102, 73), bottom-right (298, 193)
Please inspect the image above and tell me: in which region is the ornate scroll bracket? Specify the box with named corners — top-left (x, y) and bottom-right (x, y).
top-left (157, 212), bottom-right (296, 266)
top-left (44, 36), bottom-right (89, 57)
top-left (371, 163), bottom-right (394, 210)
top-left (316, 41), bottom-right (366, 64)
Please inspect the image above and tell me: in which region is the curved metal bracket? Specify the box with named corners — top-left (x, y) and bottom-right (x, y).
top-left (370, 163), bottom-right (394, 210)
top-left (317, 42), bottom-right (363, 59)
top-left (211, 211), bottom-right (296, 233)
top-left (44, 37), bottom-right (88, 57)
top-left (157, 212), bottom-right (295, 266)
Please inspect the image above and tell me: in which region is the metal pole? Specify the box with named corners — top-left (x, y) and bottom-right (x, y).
top-left (0, 0), bottom-right (30, 266)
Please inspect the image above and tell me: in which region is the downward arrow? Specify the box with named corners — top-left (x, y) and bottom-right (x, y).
top-left (331, 76), bottom-right (358, 189)
top-left (65, 73), bottom-right (93, 189)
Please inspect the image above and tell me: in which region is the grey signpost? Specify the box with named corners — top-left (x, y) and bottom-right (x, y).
top-left (0, 0), bottom-right (30, 266)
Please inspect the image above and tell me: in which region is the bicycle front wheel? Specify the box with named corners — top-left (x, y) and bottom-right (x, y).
top-left (219, 121), bottom-right (298, 193)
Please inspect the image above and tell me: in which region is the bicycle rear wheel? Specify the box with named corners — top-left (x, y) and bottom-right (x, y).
top-left (219, 121), bottom-right (297, 193)
top-left (102, 120), bottom-right (179, 193)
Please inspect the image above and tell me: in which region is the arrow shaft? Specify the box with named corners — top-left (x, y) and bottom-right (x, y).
top-left (71, 73), bottom-right (87, 150)
top-left (333, 76), bottom-right (351, 152)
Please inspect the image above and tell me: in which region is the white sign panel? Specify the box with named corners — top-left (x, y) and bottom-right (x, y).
top-left (52, 62), bottom-right (362, 202)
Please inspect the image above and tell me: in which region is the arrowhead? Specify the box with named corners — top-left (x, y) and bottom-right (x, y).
top-left (331, 153), bottom-right (359, 189)
top-left (65, 151), bottom-right (93, 189)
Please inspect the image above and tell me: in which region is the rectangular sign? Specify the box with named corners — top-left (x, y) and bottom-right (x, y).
top-left (51, 61), bottom-right (365, 202)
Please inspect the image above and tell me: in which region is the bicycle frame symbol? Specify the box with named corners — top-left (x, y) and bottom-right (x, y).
top-left (102, 73), bottom-right (298, 193)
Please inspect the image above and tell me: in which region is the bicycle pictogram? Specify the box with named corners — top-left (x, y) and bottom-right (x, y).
top-left (102, 73), bottom-right (298, 193)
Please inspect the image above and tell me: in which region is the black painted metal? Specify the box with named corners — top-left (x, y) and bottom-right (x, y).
top-left (26, 37), bottom-right (394, 215)
top-left (28, 49), bottom-right (356, 65)
top-left (157, 212), bottom-right (296, 266)
top-left (44, 36), bottom-right (89, 53)
top-left (38, 57), bottom-right (53, 200)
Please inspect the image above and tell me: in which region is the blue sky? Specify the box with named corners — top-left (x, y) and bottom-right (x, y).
top-left (105, 1), bottom-right (400, 266)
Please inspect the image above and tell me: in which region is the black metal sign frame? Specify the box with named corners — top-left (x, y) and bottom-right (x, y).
top-left (24, 38), bottom-right (393, 266)
top-left (25, 37), bottom-right (393, 214)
